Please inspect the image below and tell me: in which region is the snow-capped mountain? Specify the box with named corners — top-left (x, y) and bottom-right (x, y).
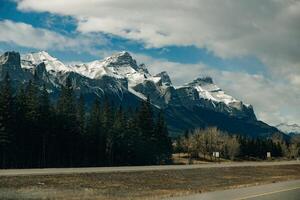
top-left (0, 51), bottom-right (280, 136)
top-left (21, 51), bottom-right (72, 75)
top-left (276, 123), bottom-right (300, 135)
top-left (175, 77), bottom-right (256, 119)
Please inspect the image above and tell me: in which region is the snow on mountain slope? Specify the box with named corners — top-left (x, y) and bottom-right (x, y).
top-left (276, 123), bottom-right (300, 135)
top-left (21, 51), bottom-right (72, 75)
top-left (180, 77), bottom-right (248, 110)
top-left (70, 52), bottom-right (150, 88)
top-left (72, 60), bottom-right (120, 79)
top-left (19, 50), bottom-right (252, 116)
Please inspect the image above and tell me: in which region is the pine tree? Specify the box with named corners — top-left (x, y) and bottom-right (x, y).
top-left (154, 111), bottom-right (172, 164)
top-left (137, 96), bottom-right (156, 164)
top-left (56, 77), bottom-right (79, 166)
top-left (14, 84), bottom-right (28, 167)
top-left (103, 97), bottom-right (113, 165)
top-left (0, 73), bottom-right (14, 168)
top-left (25, 80), bottom-right (40, 121)
top-left (24, 79), bottom-right (42, 167)
top-left (57, 77), bottom-right (76, 118)
top-left (86, 98), bottom-right (106, 166)
top-left (38, 85), bottom-right (52, 167)
top-left (124, 110), bottom-right (140, 165)
top-left (111, 106), bottom-right (126, 165)
top-left (138, 97), bottom-right (154, 137)
top-left (0, 117), bottom-right (10, 168)
top-left (77, 94), bottom-right (86, 136)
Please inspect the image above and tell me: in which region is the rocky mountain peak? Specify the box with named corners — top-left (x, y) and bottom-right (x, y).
top-left (104, 51), bottom-right (138, 68)
top-left (188, 76), bottom-right (214, 86)
top-left (0, 51), bottom-right (21, 66)
top-left (0, 51), bottom-right (22, 76)
top-left (154, 71), bottom-right (172, 86)
top-left (22, 51), bottom-right (57, 64)
top-left (21, 51), bottom-right (71, 74)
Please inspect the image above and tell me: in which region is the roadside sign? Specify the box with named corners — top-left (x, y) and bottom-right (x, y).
top-left (267, 152), bottom-right (271, 158)
top-left (213, 152), bottom-right (220, 158)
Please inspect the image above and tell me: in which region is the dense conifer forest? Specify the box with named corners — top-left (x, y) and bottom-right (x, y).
top-left (0, 73), bottom-right (172, 168)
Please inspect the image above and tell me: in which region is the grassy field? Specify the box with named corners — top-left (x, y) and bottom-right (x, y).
top-left (1, 165), bottom-right (300, 200)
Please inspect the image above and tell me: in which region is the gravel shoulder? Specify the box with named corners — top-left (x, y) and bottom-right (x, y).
top-left (1, 163), bottom-right (300, 199)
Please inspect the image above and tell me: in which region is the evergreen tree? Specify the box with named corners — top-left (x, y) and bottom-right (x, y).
top-left (24, 80), bottom-right (41, 167)
top-left (138, 97), bottom-right (154, 137)
top-left (124, 110), bottom-right (141, 165)
top-left (137, 96), bottom-right (156, 164)
top-left (86, 98), bottom-right (104, 166)
top-left (56, 77), bottom-right (79, 166)
top-left (111, 106), bottom-right (126, 165)
top-left (0, 117), bottom-right (10, 168)
top-left (154, 111), bottom-right (172, 163)
top-left (25, 80), bottom-right (40, 120)
top-left (77, 94), bottom-right (86, 136)
top-left (0, 73), bottom-right (14, 168)
top-left (103, 97), bottom-right (114, 165)
top-left (57, 77), bottom-right (76, 117)
top-left (38, 85), bottom-right (52, 167)
top-left (14, 84), bottom-right (27, 167)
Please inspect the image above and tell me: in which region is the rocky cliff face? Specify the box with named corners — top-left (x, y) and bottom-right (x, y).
top-left (0, 51), bottom-right (280, 137)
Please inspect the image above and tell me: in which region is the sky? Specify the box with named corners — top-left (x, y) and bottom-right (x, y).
top-left (0, 0), bottom-right (299, 126)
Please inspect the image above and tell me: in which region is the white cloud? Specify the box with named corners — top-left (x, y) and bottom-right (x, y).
top-left (0, 20), bottom-right (106, 53)
top-left (15, 1), bottom-right (300, 66)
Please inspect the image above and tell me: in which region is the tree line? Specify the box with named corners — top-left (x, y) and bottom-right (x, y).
top-left (174, 127), bottom-right (300, 161)
top-left (0, 73), bottom-right (172, 168)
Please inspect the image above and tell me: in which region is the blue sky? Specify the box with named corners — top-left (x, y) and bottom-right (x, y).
top-left (0, 0), bottom-right (299, 126)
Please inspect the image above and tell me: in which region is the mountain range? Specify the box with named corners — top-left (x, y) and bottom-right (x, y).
top-left (276, 123), bottom-right (300, 135)
top-left (0, 51), bottom-right (281, 137)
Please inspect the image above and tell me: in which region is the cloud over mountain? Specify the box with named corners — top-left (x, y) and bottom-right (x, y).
top-left (0, 19), bottom-right (107, 53)
top-left (16, 0), bottom-right (300, 72)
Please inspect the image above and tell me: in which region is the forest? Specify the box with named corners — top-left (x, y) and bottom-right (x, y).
top-left (174, 127), bottom-right (300, 161)
top-left (0, 72), bottom-right (299, 169)
top-left (0, 73), bottom-right (172, 168)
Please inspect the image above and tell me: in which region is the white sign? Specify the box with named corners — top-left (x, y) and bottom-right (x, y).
top-left (213, 152), bottom-right (220, 158)
top-left (267, 152), bottom-right (271, 158)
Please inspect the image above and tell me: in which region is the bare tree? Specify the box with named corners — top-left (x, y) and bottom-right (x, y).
top-left (179, 127), bottom-right (241, 161)
top-left (191, 127), bottom-right (226, 160)
top-left (271, 132), bottom-right (289, 157)
top-left (289, 136), bottom-right (300, 159)
top-left (225, 136), bottom-right (240, 160)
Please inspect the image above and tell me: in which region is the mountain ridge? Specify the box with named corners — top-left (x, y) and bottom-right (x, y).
top-left (276, 123), bottom-right (300, 135)
top-left (0, 50), bottom-right (281, 137)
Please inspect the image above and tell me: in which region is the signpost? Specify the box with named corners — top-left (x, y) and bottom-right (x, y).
top-left (267, 152), bottom-right (271, 160)
top-left (213, 152), bottom-right (220, 163)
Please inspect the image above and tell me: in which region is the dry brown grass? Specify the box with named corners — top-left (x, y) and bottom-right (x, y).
top-left (1, 165), bottom-right (300, 200)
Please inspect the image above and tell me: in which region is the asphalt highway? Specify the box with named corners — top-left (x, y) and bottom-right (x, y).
top-left (165, 179), bottom-right (300, 200)
top-left (0, 160), bottom-right (299, 176)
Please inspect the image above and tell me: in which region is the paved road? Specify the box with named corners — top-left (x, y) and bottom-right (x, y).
top-left (164, 179), bottom-right (300, 200)
top-left (0, 160), bottom-right (299, 176)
